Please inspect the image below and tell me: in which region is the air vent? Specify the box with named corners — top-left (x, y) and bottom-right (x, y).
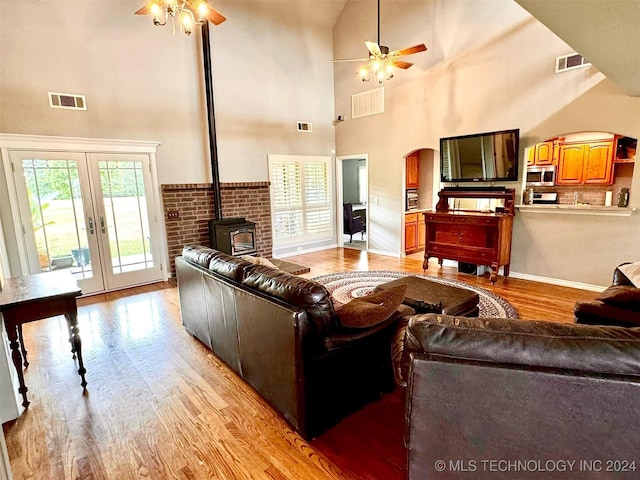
top-left (48, 92), bottom-right (87, 110)
top-left (352, 87), bottom-right (384, 119)
top-left (555, 53), bottom-right (591, 73)
top-left (297, 121), bottom-right (313, 132)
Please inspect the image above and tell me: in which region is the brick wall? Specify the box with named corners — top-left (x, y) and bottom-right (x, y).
top-left (161, 182), bottom-right (272, 278)
top-left (219, 182), bottom-right (272, 256)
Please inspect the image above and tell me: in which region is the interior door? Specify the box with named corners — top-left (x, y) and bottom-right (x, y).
top-left (11, 151), bottom-right (105, 294)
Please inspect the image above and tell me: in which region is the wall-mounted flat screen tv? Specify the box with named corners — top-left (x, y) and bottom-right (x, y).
top-left (440, 128), bottom-right (519, 183)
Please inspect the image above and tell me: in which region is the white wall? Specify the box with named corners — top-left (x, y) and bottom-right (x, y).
top-left (212, 1), bottom-right (341, 182)
top-left (333, 0), bottom-right (640, 285)
top-left (0, 1), bottom-right (210, 185)
top-left (0, 1), bottom-right (341, 185)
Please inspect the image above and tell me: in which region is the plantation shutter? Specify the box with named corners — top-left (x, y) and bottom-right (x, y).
top-left (269, 155), bottom-right (333, 247)
top-left (304, 161), bottom-right (331, 235)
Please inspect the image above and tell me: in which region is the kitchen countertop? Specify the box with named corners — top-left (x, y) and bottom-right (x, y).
top-left (516, 204), bottom-right (637, 216)
top-left (405, 209), bottom-right (431, 214)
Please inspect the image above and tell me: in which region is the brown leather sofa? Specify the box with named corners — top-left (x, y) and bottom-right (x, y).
top-left (574, 263), bottom-right (640, 327)
top-left (403, 313), bottom-right (640, 480)
top-left (175, 245), bottom-right (411, 439)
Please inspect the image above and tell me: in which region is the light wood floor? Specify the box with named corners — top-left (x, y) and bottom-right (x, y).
top-left (3, 248), bottom-right (598, 479)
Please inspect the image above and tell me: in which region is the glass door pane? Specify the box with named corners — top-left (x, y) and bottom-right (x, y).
top-left (88, 153), bottom-right (163, 290)
top-left (11, 151), bottom-right (105, 294)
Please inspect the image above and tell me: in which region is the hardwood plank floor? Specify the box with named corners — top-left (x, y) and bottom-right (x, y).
top-left (3, 248), bottom-right (599, 479)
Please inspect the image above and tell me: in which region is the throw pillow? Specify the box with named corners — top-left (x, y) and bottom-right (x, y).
top-left (596, 285), bottom-right (640, 308)
top-left (336, 284), bottom-right (407, 329)
top-left (619, 262), bottom-right (640, 287)
top-left (240, 255), bottom-right (279, 270)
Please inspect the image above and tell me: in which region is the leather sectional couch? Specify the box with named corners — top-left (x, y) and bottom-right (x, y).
top-left (574, 263), bottom-right (640, 327)
top-left (175, 245), bottom-right (412, 439)
top-left (402, 313), bottom-right (640, 479)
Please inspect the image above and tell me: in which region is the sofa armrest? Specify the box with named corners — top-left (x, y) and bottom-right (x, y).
top-left (574, 299), bottom-right (640, 327)
top-left (405, 313), bottom-right (640, 377)
top-left (324, 304), bottom-right (414, 351)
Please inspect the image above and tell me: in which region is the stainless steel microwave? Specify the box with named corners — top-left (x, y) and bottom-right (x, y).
top-left (406, 189), bottom-right (419, 210)
top-left (526, 165), bottom-right (556, 187)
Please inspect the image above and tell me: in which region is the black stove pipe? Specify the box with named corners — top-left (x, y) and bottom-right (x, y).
top-left (201, 21), bottom-right (223, 220)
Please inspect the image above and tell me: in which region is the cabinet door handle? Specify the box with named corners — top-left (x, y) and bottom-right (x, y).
top-left (88, 217), bottom-right (95, 235)
top-left (100, 216), bottom-right (106, 234)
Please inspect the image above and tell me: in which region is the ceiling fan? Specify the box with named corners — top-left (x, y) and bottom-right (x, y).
top-left (333, 0), bottom-right (427, 83)
top-left (135, 0), bottom-right (226, 35)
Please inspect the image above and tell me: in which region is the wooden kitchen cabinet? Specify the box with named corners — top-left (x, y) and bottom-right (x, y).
top-left (583, 141), bottom-right (614, 184)
top-left (527, 141), bottom-right (554, 166)
top-left (557, 140), bottom-right (614, 185)
top-left (406, 153), bottom-right (419, 189)
top-left (423, 189), bottom-right (515, 283)
top-left (405, 212), bottom-right (420, 254)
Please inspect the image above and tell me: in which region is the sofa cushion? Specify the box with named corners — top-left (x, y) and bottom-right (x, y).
top-left (596, 285), bottom-right (640, 308)
top-left (240, 255), bottom-right (279, 270)
top-left (336, 284), bottom-right (407, 329)
top-left (208, 253), bottom-right (252, 282)
top-left (182, 244), bottom-right (222, 268)
top-left (242, 265), bottom-right (337, 335)
top-left (619, 262), bottom-right (640, 287)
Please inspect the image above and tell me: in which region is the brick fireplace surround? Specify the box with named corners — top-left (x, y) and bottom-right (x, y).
top-left (161, 182), bottom-right (272, 278)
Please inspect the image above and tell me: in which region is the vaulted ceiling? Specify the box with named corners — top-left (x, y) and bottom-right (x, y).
top-left (515, 0), bottom-right (640, 96)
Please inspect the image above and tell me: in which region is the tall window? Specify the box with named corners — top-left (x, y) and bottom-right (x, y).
top-left (269, 155), bottom-right (333, 247)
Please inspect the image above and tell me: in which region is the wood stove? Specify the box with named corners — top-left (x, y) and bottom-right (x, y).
top-left (209, 218), bottom-right (257, 256)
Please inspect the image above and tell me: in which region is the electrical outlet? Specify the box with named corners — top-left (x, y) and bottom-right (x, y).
top-left (166, 210), bottom-right (180, 219)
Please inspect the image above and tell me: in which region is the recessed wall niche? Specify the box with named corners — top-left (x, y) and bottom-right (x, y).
top-left (525, 131), bottom-right (636, 206)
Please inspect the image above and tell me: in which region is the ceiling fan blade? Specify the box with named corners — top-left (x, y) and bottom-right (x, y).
top-left (135, 2), bottom-right (155, 15)
top-left (332, 58), bottom-right (369, 63)
top-left (391, 60), bottom-right (413, 69)
top-left (365, 41), bottom-right (382, 57)
top-left (389, 44), bottom-right (428, 57)
top-left (197, 2), bottom-right (227, 25)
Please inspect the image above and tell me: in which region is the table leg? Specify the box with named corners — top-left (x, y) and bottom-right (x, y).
top-left (65, 312), bottom-right (87, 390)
top-left (490, 263), bottom-right (499, 284)
top-left (6, 324), bottom-right (30, 408)
top-left (66, 320), bottom-right (76, 359)
top-left (17, 324), bottom-right (29, 368)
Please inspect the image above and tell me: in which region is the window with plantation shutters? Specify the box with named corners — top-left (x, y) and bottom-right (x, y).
top-left (268, 155), bottom-right (333, 247)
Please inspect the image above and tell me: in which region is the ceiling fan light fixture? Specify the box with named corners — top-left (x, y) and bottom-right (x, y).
top-left (181, 11), bottom-right (194, 35)
top-left (359, 56), bottom-right (394, 84)
top-left (136, 0), bottom-right (226, 35)
top-left (351, 0), bottom-right (425, 84)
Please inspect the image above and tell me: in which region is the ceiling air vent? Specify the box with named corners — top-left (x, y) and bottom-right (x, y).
top-left (555, 53), bottom-right (591, 73)
top-left (352, 87), bottom-right (384, 119)
top-left (48, 92), bottom-right (87, 111)
top-left (297, 121), bottom-right (313, 132)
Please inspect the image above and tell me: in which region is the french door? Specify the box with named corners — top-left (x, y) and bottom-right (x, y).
top-left (11, 150), bottom-right (163, 294)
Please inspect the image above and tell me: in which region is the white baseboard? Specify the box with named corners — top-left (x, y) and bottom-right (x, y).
top-left (509, 271), bottom-right (606, 292)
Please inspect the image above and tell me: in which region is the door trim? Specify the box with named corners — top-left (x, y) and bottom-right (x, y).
top-left (336, 154), bottom-right (368, 250)
top-left (0, 134), bottom-right (165, 288)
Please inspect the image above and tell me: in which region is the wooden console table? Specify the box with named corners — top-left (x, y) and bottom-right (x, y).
top-left (423, 188), bottom-right (516, 283)
top-left (0, 271), bottom-right (86, 408)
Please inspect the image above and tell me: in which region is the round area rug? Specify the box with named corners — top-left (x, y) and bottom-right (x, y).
top-left (312, 270), bottom-right (519, 319)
